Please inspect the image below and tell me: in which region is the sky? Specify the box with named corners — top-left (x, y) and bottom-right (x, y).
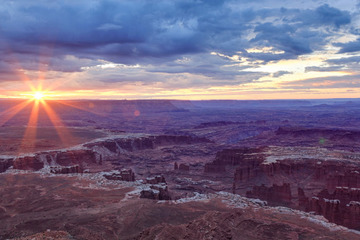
top-left (0, 0), bottom-right (359, 100)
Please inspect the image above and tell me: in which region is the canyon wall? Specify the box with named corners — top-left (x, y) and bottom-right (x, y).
top-left (0, 158), bottom-right (13, 173)
top-left (205, 146), bottom-right (360, 230)
top-left (85, 135), bottom-right (211, 153)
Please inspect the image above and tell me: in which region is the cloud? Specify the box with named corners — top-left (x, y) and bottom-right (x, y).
top-left (281, 74), bottom-right (360, 88)
top-left (252, 23), bottom-right (313, 55)
top-left (326, 56), bottom-right (360, 64)
top-left (305, 66), bottom-right (345, 72)
top-left (272, 71), bottom-right (292, 77)
top-left (0, 0), bottom-right (357, 95)
top-left (337, 39), bottom-right (360, 53)
top-left (300, 4), bottom-right (351, 28)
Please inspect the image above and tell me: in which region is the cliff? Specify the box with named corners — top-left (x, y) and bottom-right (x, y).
top-left (206, 146), bottom-right (360, 230)
top-left (85, 135), bottom-right (211, 153)
top-left (0, 157), bottom-right (14, 173)
top-left (299, 187), bottom-right (360, 229)
top-left (246, 183), bottom-right (292, 206)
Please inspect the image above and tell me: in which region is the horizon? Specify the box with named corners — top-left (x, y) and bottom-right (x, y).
top-left (1, 97), bottom-right (360, 102)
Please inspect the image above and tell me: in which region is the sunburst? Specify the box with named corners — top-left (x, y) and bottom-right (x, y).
top-left (32, 91), bottom-right (45, 101)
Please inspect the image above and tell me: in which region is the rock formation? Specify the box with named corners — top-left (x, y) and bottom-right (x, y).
top-left (50, 165), bottom-right (81, 174)
top-left (174, 162), bottom-right (178, 170)
top-left (145, 175), bottom-right (166, 184)
top-left (246, 183), bottom-right (292, 206)
top-left (205, 146), bottom-right (360, 230)
top-left (178, 163), bottom-right (190, 171)
top-left (204, 147), bottom-right (264, 173)
top-left (13, 155), bottom-right (44, 170)
top-left (0, 158), bottom-right (13, 173)
top-left (299, 187), bottom-right (360, 230)
top-left (85, 135), bottom-right (211, 153)
top-left (103, 169), bottom-right (135, 182)
top-left (140, 184), bottom-right (171, 200)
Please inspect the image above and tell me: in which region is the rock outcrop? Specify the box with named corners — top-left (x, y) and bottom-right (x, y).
top-left (145, 175), bottom-right (166, 184)
top-left (50, 165), bottom-right (81, 174)
top-left (4, 134), bottom-right (210, 174)
top-left (178, 163), bottom-right (190, 171)
top-left (54, 150), bottom-right (102, 166)
top-left (12, 149), bottom-right (102, 172)
top-left (205, 146), bottom-right (360, 230)
top-left (140, 184), bottom-right (171, 200)
top-left (13, 155), bottom-right (44, 170)
top-left (85, 135), bottom-right (211, 153)
top-left (103, 169), bottom-right (135, 182)
top-left (246, 183), bottom-right (292, 206)
top-left (0, 157), bottom-right (13, 173)
top-left (204, 147), bottom-right (264, 173)
top-left (299, 187), bottom-right (360, 230)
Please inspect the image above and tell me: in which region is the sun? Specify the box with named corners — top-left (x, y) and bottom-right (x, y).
top-left (32, 91), bottom-right (45, 100)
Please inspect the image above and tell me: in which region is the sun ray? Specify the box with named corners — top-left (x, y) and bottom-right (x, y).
top-left (53, 100), bottom-right (108, 117)
top-left (0, 100), bottom-right (33, 127)
top-left (40, 100), bottom-right (77, 147)
top-left (18, 100), bottom-right (40, 153)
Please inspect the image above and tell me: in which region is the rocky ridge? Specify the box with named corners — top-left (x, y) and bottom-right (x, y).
top-left (204, 146), bottom-right (360, 230)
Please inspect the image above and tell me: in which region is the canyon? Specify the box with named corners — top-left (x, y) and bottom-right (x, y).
top-left (1, 99), bottom-right (360, 239)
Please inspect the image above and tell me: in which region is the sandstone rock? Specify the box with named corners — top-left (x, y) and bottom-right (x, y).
top-left (55, 150), bottom-right (102, 166)
top-left (205, 147), bottom-right (264, 174)
top-left (103, 169), bottom-right (135, 182)
top-left (50, 165), bottom-right (81, 174)
top-left (178, 163), bottom-right (189, 171)
top-left (13, 155), bottom-right (44, 170)
top-left (145, 175), bottom-right (166, 184)
top-left (299, 187), bottom-right (360, 230)
top-left (246, 183), bottom-right (292, 206)
top-left (140, 184), bottom-right (171, 200)
top-left (85, 135), bottom-right (211, 153)
top-left (326, 171), bottom-right (360, 189)
top-left (209, 146), bottom-right (360, 230)
top-left (0, 158), bottom-right (13, 173)
top-left (174, 162), bottom-right (178, 170)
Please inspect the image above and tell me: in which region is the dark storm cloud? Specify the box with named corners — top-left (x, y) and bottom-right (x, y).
top-left (337, 39), bottom-right (360, 53)
top-left (298, 4), bottom-right (351, 28)
top-left (250, 4), bottom-right (351, 58)
top-left (0, 0), bottom-right (355, 85)
top-left (252, 23), bottom-right (312, 55)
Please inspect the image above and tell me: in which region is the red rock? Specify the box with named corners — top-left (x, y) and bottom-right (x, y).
top-left (103, 169), bottom-right (135, 182)
top-left (140, 185), bottom-right (171, 200)
top-left (299, 187), bottom-right (360, 230)
top-left (246, 183), bottom-right (292, 206)
top-left (85, 135), bottom-right (211, 153)
top-left (0, 158), bottom-right (13, 173)
top-left (205, 147), bottom-right (264, 174)
top-left (208, 146), bottom-right (360, 230)
top-left (55, 150), bottom-right (102, 166)
top-left (178, 163), bottom-right (189, 171)
top-left (174, 162), bottom-right (178, 170)
top-left (13, 155), bottom-right (44, 170)
top-left (50, 165), bottom-right (81, 174)
top-left (145, 175), bottom-right (166, 184)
